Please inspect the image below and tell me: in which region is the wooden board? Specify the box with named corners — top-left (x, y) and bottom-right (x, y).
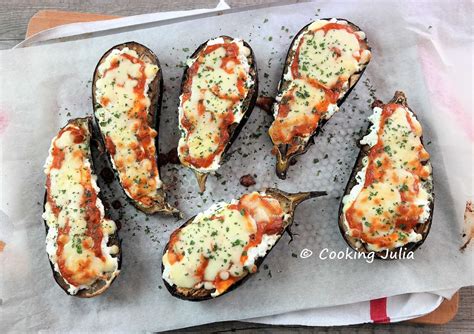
top-left (414, 292), bottom-right (459, 324)
top-left (26, 10), bottom-right (118, 37)
top-left (25, 9), bottom-right (460, 326)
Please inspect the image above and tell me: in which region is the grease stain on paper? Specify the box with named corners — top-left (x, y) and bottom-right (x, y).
top-left (0, 110), bottom-right (9, 135)
top-left (417, 41), bottom-right (473, 141)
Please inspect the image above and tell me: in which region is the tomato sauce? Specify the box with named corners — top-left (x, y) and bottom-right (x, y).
top-left (105, 136), bottom-right (116, 156)
top-left (238, 194), bottom-right (284, 264)
top-left (81, 182), bottom-right (105, 260)
top-left (103, 58), bottom-right (120, 77)
top-left (50, 146), bottom-right (65, 170)
top-left (271, 22), bottom-right (364, 145)
top-left (168, 193), bottom-right (284, 295)
top-left (100, 96), bottom-right (110, 106)
top-left (56, 223), bottom-right (82, 286)
top-left (344, 103), bottom-right (429, 248)
top-left (182, 110), bottom-right (234, 169)
top-left (46, 125), bottom-right (87, 216)
top-left (167, 230), bottom-right (184, 265)
top-left (277, 97), bottom-right (293, 118)
top-left (46, 176), bottom-right (62, 216)
top-left (213, 274), bottom-right (240, 294)
top-left (47, 124), bottom-right (108, 287)
top-left (195, 255), bottom-right (209, 281)
top-left (179, 41), bottom-right (248, 169)
top-left (100, 52), bottom-right (160, 207)
top-left (318, 22), bottom-right (356, 36)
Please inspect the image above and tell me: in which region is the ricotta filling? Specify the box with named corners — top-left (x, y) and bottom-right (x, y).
top-left (243, 234), bottom-right (279, 268)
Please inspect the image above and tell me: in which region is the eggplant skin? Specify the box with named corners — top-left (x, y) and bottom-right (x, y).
top-left (92, 41), bottom-right (179, 216)
top-left (178, 36), bottom-right (258, 181)
top-left (43, 117), bottom-right (121, 298)
top-left (338, 91), bottom-right (434, 259)
top-left (271, 19), bottom-right (371, 180)
top-left (161, 189), bottom-right (326, 301)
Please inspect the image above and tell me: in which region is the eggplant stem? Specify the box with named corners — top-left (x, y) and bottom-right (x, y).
top-left (274, 144), bottom-right (290, 179)
top-left (166, 204), bottom-right (183, 219)
top-left (286, 191), bottom-right (327, 207)
top-left (275, 142), bottom-right (310, 180)
top-left (275, 157), bottom-right (289, 180)
top-left (194, 171), bottom-right (208, 193)
top-left (391, 91), bottom-right (407, 105)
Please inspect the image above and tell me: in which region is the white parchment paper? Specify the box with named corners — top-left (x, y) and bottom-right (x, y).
top-left (0, 1), bottom-right (472, 332)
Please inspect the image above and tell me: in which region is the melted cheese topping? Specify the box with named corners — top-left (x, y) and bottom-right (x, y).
top-left (94, 47), bottom-right (162, 209)
top-left (342, 104), bottom-right (432, 251)
top-left (269, 18), bottom-right (371, 151)
top-left (178, 37), bottom-right (254, 172)
top-left (162, 192), bottom-right (283, 297)
top-left (42, 120), bottom-right (119, 294)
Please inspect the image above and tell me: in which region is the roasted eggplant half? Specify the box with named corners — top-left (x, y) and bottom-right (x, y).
top-left (339, 91), bottom-right (434, 258)
top-left (92, 42), bottom-right (179, 216)
top-left (162, 188), bottom-right (326, 301)
top-left (42, 117), bottom-right (120, 297)
top-left (177, 36), bottom-right (258, 192)
top-left (269, 18), bottom-right (372, 179)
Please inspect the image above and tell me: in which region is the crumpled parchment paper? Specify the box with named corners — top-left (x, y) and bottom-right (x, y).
top-left (0, 1), bottom-right (472, 332)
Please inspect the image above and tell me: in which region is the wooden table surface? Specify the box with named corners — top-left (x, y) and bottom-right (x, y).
top-left (2, 0), bottom-right (472, 332)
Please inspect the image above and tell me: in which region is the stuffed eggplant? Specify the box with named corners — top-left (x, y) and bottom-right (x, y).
top-left (42, 117), bottom-right (120, 297)
top-left (177, 36), bottom-right (258, 192)
top-left (339, 91), bottom-right (434, 258)
top-left (269, 18), bottom-right (372, 179)
top-left (162, 188), bottom-right (326, 301)
top-left (92, 42), bottom-right (179, 215)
